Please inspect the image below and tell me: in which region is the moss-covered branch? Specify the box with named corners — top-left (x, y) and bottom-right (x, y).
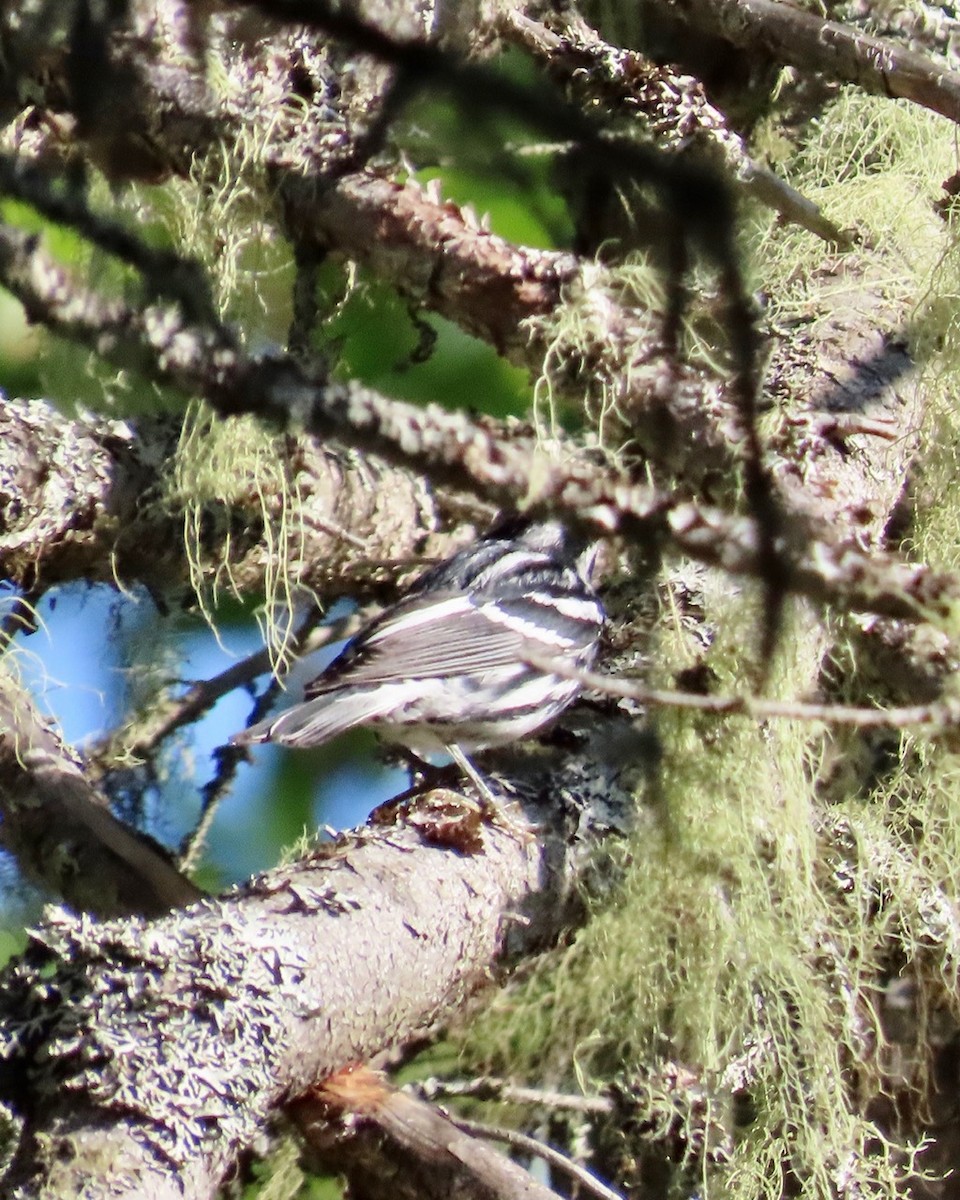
top-left (0, 748), bottom-right (635, 1199)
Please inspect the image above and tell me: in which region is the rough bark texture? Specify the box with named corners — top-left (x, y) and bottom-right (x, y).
top-left (0, 744), bottom-right (636, 1200)
top-left (0, 395), bottom-right (466, 603)
top-left (1, 0), bottom-right (960, 1198)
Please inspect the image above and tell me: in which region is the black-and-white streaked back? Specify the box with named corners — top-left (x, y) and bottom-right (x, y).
top-left (232, 518), bottom-right (605, 758)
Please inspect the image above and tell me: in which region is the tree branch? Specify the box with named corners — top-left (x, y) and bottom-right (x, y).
top-left (0, 393), bottom-right (461, 601)
top-left (0, 748), bottom-right (632, 1198)
top-left (500, 8), bottom-right (851, 247)
top-left (295, 1069), bottom-right (571, 1200)
top-left (0, 670), bottom-right (200, 916)
top-left (0, 225), bottom-right (951, 627)
top-left (673, 0), bottom-right (960, 125)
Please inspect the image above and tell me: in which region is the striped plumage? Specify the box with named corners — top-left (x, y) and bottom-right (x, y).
top-left (233, 518), bottom-right (605, 763)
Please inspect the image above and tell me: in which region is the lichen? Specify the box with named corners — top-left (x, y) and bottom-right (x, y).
top-left (439, 91), bottom-right (960, 1199)
top-left (166, 398), bottom-right (310, 668)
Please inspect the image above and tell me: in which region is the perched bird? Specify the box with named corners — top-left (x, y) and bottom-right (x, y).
top-left (232, 517), bottom-right (605, 791)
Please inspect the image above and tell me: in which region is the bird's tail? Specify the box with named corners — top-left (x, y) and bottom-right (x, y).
top-left (231, 687), bottom-right (396, 749)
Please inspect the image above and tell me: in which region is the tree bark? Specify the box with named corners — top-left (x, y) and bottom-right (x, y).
top-left (2, 0), bottom-right (960, 1197)
top-left (0, 746), bottom-right (634, 1199)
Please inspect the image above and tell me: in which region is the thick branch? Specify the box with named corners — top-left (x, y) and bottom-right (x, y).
top-left (672, 0), bottom-right (960, 124)
top-left (0, 670), bottom-right (200, 916)
top-left (0, 394), bottom-right (457, 600)
top-left (0, 754), bottom-right (624, 1199)
top-left (0, 0), bottom-right (763, 487)
top-left (0, 223), bottom-right (951, 626)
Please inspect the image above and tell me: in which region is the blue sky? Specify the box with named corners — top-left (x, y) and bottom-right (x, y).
top-left (7, 583), bottom-right (408, 894)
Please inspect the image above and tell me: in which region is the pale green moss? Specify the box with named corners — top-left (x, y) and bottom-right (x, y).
top-left (137, 137), bottom-right (292, 333)
top-left (168, 400), bottom-right (309, 668)
top-left (458, 707), bottom-right (923, 1197)
top-left (528, 257), bottom-right (666, 448)
top-left (750, 93), bottom-right (954, 327)
top-left (905, 230), bottom-right (960, 593)
top-left (446, 91), bottom-right (960, 1199)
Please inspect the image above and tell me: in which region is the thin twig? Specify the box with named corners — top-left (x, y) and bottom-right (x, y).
top-left (177, 604), bottom-right (353, 871)
top-left (528, 652), bottom-right (960, 731)
top-left (415, 1075), bottom-right (611, 1114)
top-left (116, 609), bottom-right (370, 765)
top-left (451, 1116), bottom-right (626, 1200)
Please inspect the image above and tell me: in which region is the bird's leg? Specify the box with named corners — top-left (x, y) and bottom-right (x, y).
top-left (446, 744), bottom-right (498, 804)
top-left (446, 744), bottom-right (532, 841)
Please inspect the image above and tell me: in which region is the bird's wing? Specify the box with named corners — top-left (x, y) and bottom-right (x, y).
top-left (233, 594), bottom-right (533, 749)
top-left (232, 527), bottom-right (603, 750)
top-left (306, 593), bottom-right (532, 694)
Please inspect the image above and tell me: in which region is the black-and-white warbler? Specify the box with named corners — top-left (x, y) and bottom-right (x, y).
top-left (232, 518), bottom-right (605, 788)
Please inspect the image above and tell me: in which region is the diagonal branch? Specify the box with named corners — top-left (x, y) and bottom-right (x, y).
top-left (0, 219), bottom-right (953, 626)
top-left (500, 8), bottom-right (851, 247)
top-left (0, 669), bottom-right (201, 916)
top-left (0, 753), bottom-right (627, 1199)
top-left (673, 0), bottom-right (960, 125)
